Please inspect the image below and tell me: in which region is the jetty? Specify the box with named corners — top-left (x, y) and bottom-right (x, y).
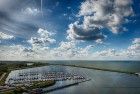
top-left (31, 79), bottom-right (91, 94)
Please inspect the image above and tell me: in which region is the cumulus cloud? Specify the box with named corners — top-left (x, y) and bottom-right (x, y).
top-left (79, 0), bottom-right (133, 33)
top-left (113, 38), bottom-right (140, 59)
top-left (67, 0), bottom-right (133, 42)
top-left (127, 38), bottom-right (140, 57)
top-left (0, 41), bottom-right (119, 60)
top-left (0, 40), bottom-right (92, 60)
top-left (94, 49), bottom-right (117, 57)
top-left (0, 45), bottom-right (32, 60)
top-left (0, 0), bottom-right (138, 60)
top-left (92, 38), bottom-right (140, 60)
top-left (28, 28), bottom-right (56, 47)
top-left (95, 39), bottom-right (103, 44)
top-left (0, 28), bottom-right (56, 60)
top-left (67, 21), bottom-right (105, 41)
top-left (49, 41), bottom-right (92, 59)
top-left (0, 38), bottom-right (140, 60)
top-left (50, 41), bottom-right (77, 58)
top-left (0, 32), bottom-right (14, 39)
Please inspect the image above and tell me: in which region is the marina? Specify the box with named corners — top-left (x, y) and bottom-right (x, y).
top-left (5, 67), bottom-right (86, 86)
top-left (2, 64), bottom-right (140, 94)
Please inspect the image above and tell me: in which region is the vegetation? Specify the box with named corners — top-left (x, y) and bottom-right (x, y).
top-left (0, 72), bottom-right (10, 86)
top-left (0, 80), bottom-right (55, 94)
top-left (1, 87), bottom-right (27, 94)
top-left (0, 61), bottom-right (48, 71)
top-left (0, 61), bottom-right (48, 86)
top-left (0, 61), bottom-right (53, 94)
top-left (28, 80), bottom-right (55, 89)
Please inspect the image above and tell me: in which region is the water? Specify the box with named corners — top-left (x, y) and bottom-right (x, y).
top-left (46, 61), bottom-right (140, 72)
top-left (6, 61), bottom-right (140, 94)
top-left (45, 65), bottom-right (140, 94)
top-left (5, 66), bottom-right (85, 85)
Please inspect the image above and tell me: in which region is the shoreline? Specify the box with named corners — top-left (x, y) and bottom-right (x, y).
top-left (0, 61), bottom-right (139, 93)
top-left (47, 63), bottom-right (139, 76)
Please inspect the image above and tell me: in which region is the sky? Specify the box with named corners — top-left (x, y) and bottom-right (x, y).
top-left (0, 0), bottom-right (140, 60)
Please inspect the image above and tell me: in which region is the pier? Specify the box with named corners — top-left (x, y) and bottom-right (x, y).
top-left (30, 79), bottom-right (91, 94)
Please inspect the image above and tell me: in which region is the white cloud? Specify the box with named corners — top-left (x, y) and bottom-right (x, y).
top-left (0, 38), bottom-right (140, 60)
top-left (0, 40), bottom-right (92, 60)
top-left (91, 38), bottom-right (140, 60)
top-left (95, 39), bottom-right (103, 44)
top-left (50, 41), bottom-right (77, 58)
top-left (67, 0), bottom-right (133, 42)
top-left (49, 41), bottom-right (92, 59)
top-left (0, 45), bottom-right (32, 60)
top-left (132, 38), bottom-right (140, 44)
top-left (0, 44), bottom-right (51, 60)
top-left (94, 49), bottom-right (116, 57)
top-left (22, 7), bottom-right (40, 16)
top-left (127, 38), bottom-right (140, 56)
top-left (79, 0), bottom-right (133, 33)
top-left (0, 32), bottom-right (14, 40)
top-left (0, 0), bottom-right (138, 61)
top-left (28, 28), bottom-right (56, 48)
top-left (67, 21), bottom-right (105, 41)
